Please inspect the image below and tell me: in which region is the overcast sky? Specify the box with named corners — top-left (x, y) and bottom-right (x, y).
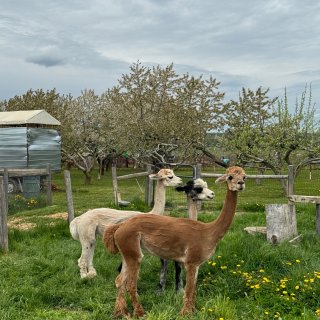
top-left (1, 0), bottom-right (320, 109)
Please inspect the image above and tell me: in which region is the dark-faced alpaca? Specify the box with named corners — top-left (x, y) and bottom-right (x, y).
top-left (157, 178), bottom-right (214, 294)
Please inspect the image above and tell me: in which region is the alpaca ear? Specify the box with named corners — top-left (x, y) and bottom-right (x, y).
top-left (215, 175), bottom-right (227, 184)
top-left (176, 186), bottom-right (186, 192)
top-left (149, 173), bottom-right (160, 180)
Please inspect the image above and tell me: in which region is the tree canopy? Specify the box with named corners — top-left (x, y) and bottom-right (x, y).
top-left (1, 63), bottom-right (319, 186)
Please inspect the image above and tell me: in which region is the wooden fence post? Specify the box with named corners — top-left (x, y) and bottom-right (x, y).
top-left (0, 176), bottom-right (9, 251)
top-left (46, 164), bottom-right (52, 206)
top-left (145, 164), bottom-right (153, 207)
top-left (195, 163), bottom-right (202, 179)
top-left (64, 170), bottom-right (74, 224)
top-left (195, 164), bottom-right (202, 212)
top-left (3, 168), bottom-right (8, 213)
top-left (287, 165), bottom-right (294, 196)
top-left (111, 164), bottom-right (119, 206)
top-left (316, 204), bottom-right (320, 235)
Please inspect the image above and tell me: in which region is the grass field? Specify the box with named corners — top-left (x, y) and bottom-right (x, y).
top-left (1, 166), bottom-right (320, 320)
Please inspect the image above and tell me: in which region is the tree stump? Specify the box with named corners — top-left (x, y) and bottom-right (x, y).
top-left (265, 204), bottom-right (297, 244)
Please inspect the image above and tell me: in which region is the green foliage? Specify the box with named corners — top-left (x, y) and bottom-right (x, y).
top-left (8, 194), bottom-right (47, 214)
top-left (218, 85), bottom-right (320, 178)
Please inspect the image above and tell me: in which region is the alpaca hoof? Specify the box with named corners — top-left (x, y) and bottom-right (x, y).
top-left (180, 307), bottom-right (194, 316)
top-left (176, 288), bottom-right (185, 295)
top-left (155, 286), bottom-right (164, 295)
top-left (113, 307), bottom-right (129, 318)
top-left (134, 306), bottom-right (145, 317)
top-left (87, 269), bottom-right (97, 278)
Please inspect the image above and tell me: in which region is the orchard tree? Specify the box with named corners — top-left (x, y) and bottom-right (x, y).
top-left (104, 61), bottom-right (224, 167)
top-left (61, 89), bottom-right (104, 184)
top-left (3, 89), bottom-right (62, 118)
top-left (271, 85), bottom-right (320, 176)
top-left (219, 85), bottom-right (319, 193)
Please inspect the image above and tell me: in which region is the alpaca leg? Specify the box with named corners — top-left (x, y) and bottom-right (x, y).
top-left (156, 258), bottom-right (168, 294)
top-left (86, 240), bottom-right (97, 278)
top-left (180, 264), bottom-right (199, 315)
top-left (78, 244), bottom-right (89, 278)
top-left (174, 261), bottom-right (184, 293)
top-left (126, 258), bottom-right (144, 317)
top-left (114, 261), bottom-right (129, 317)
top-left (78, 225), bottom-right (97, 279)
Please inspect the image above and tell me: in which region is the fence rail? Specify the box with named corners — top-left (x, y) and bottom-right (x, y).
top-left (0, 168), bottom-right (50, 177)
top-left (202, 173), bottom-right (288, 179)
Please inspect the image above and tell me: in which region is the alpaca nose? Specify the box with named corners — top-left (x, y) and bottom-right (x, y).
top-left (237, 182), bottom-right (245, 190)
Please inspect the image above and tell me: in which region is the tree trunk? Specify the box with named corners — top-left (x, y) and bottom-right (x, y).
top-left (83, 171), bottom-right (92, 185)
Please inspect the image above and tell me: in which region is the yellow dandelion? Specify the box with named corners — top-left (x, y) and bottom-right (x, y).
top-left (259, 269), bottom-right (265, 273)
top-left (295, 285), bottom-right (300, 290)
top-left (295, 259), bottom-right (301, 263)
top-left (220, 266), bottom-right (227, 270)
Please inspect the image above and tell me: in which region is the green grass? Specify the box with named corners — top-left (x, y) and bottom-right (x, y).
top-left (1, 166), bottom-right (320, 319)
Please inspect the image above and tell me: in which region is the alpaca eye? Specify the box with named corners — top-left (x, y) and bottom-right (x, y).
top-left (243, 176), bottom-right (246, 180)
top-left (228, 175), bottom-right (233, 180)
top-left (168, 176), bottom-right (173, 180)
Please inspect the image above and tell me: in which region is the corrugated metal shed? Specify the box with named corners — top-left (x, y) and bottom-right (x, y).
top-left (0, 110), bottom-right (61, 172)
top-left (0, 110), bottom-right (60, 126)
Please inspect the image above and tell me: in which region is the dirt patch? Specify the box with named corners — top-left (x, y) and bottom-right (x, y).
top-left (7, 217), bottom-right (37, 230)
top-left (41, 212), bottom-right (68, 220)
top-left (7, 212), bottom-right (68, 230)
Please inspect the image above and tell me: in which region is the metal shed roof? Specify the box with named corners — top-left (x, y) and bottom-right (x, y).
top-left (0, 110), bottom-right (60, 126)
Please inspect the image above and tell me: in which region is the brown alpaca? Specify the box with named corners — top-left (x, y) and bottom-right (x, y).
top-left (104, 166), bottom-right (246, 317)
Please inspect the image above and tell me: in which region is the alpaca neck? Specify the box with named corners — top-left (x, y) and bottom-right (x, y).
top-left (210, 189), bottom-right (238, 239)
top-left (148, 181), bottom-right (166, 215)
top-left (187, 197), bottom-right (198, 221)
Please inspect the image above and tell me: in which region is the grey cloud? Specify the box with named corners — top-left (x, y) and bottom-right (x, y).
top-left (26, 56), bottom-right (66, 67)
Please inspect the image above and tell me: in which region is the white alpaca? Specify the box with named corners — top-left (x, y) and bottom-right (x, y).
top-left (70, 168), bottom-right (182, 279)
